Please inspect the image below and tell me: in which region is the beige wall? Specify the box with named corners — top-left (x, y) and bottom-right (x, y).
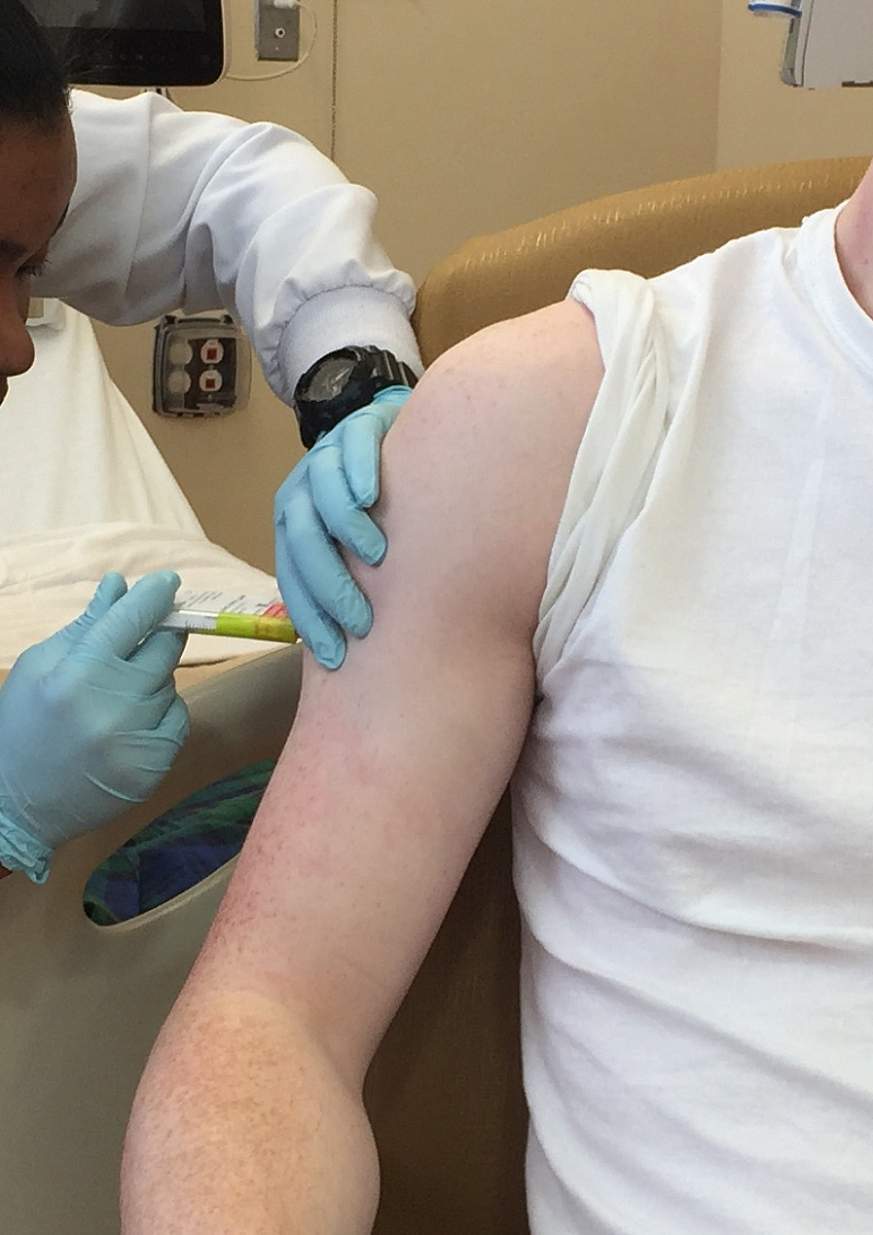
top-left (91, 0), bottom-right (723, 567)
top-left (718, 2), bottom-right (873, 168)
top-left (335, 0), bottom-right (722, 284)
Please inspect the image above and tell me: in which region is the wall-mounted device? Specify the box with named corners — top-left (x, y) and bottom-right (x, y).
top-left (256, 0), bottom-right (301, 61)
top-left (749, 0), bottom-right (873, 88)
top-left (153, 316), bottom-right (251, 418)
top-left (21, 0), bottom-right (227, 87)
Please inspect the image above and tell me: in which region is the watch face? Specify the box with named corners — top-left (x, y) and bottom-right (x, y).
top-left (308, 356), bottom-right (357, 402)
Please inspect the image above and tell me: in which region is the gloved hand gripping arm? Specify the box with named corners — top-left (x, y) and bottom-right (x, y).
top-left (0, 571), bottom-right (189, 884)
top-left (274, 386), bottom-right (412, 669)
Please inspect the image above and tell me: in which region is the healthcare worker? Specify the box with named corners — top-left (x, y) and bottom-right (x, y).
top-left (0, 0), bottom-right (417, 883)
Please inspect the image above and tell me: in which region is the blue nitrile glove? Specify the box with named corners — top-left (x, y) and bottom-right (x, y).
top-left (274, 385), bottom-right (413, 670)
top-left (0, 571), bottom-right (189, 884)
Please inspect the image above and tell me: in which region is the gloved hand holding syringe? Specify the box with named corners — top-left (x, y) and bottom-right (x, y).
top-left (0, 579), bottom-right (295, 886)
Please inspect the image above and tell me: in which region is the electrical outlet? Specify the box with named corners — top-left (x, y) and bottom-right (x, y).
top-left (153, 315), bottom-right (252, 417)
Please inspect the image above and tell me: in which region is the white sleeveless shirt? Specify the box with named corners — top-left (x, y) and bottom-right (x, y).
top-left (512, 206), bottom-right (873, 1234)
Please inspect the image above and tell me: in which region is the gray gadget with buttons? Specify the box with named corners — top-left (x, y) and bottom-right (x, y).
top-left (153, 315), bottom-right (252, 418)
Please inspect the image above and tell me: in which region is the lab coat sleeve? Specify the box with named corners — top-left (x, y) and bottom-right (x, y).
top-left (35, 90), bottom-right (421, 403)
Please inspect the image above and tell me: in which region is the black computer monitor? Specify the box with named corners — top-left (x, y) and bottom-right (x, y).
top-left (23, 0), bottom-right (225, 87)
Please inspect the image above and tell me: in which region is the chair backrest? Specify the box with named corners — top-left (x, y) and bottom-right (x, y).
top-left (0, 649), bottom-right (301, 1235)
top-left (368, 155), bottom-right (869, 1235)
top-left (413, 156), bottom-right (869, 363)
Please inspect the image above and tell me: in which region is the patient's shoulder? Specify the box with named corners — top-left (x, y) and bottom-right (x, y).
top-left (376, 299), bottom-right (604, 638)
top-left (426, 298), bottom-right (603, 423)
top-left (396, 299), bottom-right (603, 473)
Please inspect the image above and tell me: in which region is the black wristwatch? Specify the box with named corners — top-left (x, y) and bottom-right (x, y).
top-left (293, 346), bottom-right (418, 448)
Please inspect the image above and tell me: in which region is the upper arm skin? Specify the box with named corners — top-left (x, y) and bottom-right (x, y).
top-left (192, 298), bottom-right (604, 1084)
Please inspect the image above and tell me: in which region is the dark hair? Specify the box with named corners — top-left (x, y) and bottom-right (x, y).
top-left (0, 1), bottom-right (69, 129)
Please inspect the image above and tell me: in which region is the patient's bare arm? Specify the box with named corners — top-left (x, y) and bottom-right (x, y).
top-left (120, 299), bottom-right (603, 1235)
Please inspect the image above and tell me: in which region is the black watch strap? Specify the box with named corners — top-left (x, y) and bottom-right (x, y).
top-left (359, 346), bottom-right (418, 391)
top-left (294, 346), bottom-right (418, 448)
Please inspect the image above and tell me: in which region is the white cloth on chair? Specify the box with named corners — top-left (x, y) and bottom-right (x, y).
top-left (0, 303), bottom-right (287, 665)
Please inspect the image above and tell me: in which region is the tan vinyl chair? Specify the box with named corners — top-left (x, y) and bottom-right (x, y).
top-left (365, 155), bottom-right (869, 1235)
top-left (0, 156), bottom-right (866, 1235)
top-left (412, 156), bottom-right (869, 365)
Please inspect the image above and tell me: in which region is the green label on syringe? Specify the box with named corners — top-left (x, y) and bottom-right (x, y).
top-left (213, 613), bottom-right (296, 643)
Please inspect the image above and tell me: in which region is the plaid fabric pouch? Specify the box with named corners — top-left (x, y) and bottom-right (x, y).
top-left (83, 759), bottom-right (276, 925)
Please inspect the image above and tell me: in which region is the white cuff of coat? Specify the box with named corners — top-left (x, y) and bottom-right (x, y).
top-left (276, 286), bottom-right (423, 405)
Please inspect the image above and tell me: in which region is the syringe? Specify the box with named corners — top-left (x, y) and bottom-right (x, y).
top-left (158, 589), bottom-right (297, 644)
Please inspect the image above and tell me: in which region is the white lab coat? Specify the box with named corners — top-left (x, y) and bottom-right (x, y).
top-left (35, 90), bottom-right (421, 403)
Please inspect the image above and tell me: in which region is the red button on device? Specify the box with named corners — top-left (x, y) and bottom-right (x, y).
top-left (199, 369), bottom-right (223, 393)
